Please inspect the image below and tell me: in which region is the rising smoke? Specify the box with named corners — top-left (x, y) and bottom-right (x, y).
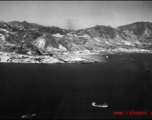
top-left (67, 19), bottom-right (75, 30)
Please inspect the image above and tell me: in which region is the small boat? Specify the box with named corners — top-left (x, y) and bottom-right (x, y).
top-left (130, 57), bottom-right (137, 62)
top-left (92, 102), bottom-right (108, 108)
top-left (22, 114), bottom-right (36, 118)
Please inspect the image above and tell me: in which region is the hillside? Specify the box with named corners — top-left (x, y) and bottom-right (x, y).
top-left (0, 20), bottom-right (152, 55)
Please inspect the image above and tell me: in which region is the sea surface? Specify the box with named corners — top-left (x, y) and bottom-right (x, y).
top-left (0, 53), bottom-right (152, 119)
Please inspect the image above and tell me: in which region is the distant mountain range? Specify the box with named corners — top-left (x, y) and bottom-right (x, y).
top-left (0, 20), bottom-right (152, 55)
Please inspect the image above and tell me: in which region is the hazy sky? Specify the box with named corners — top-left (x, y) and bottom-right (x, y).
top-left (0, 1), bottom-right (152, 30)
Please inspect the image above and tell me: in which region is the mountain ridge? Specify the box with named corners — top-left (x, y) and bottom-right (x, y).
top-left (0, 20), bottom-right (152, 55)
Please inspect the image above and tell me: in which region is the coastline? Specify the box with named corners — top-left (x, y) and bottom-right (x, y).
top-left (0, 49), bottom-right (152, 64)
top-left (0, 52), bottom-right (96, 64)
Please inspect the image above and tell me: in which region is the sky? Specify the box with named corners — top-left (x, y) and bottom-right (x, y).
top-left (0, 1), bottom-right (152, 30)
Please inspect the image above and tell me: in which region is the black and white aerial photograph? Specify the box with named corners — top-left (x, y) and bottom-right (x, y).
top-left (0, 0), bottom-right (152, 119)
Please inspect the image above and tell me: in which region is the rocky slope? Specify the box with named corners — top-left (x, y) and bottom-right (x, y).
top-left (0, 20), bottom-right (152, 55)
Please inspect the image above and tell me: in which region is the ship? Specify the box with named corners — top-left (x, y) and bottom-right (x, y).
top-left (92, 102), bottom-right (108, 108)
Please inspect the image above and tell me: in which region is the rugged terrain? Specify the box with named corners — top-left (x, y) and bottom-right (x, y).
top-left (0, 20), bottom-right (152, 63)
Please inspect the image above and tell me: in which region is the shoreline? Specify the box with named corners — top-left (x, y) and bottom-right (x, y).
top-left (0, 50), bottom-right (152, 64)
top-left (0, 52), bottom-right (96, 64)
